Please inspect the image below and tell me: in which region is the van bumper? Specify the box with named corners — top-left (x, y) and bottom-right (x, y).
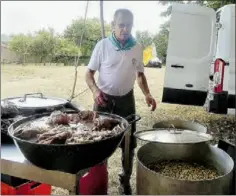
top-left (207, 91), bottom-right (228, 114)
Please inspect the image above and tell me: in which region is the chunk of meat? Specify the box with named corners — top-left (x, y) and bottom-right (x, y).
top-left (37, 130), bottom-right (61, 141)
top-left (14, 128), bottom-right (42, 140)
top-left (48, 111), bottom-right (98, 125)
top-left (66, 134), bottom-right (94, 144)
top-left (77, 111), bottom-right (98, 122)
top-left (68, 114), bottom-right (81, 124)
top-left (48, 111), bottom-right (71, 125)
top-left (37, 131), bottom-right (72, 144)
top-left (56, 114), bottom-right (70, 125)
top-left (36, 125), bottom-right (66, 140)
top-left (93, 118), bottom-right (120, 131)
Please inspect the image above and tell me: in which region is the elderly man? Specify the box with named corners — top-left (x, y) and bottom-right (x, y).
top-left (85, 8), bottom-right (156, 194)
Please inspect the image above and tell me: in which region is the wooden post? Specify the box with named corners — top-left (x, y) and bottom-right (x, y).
top-left (100, 0), bottom-right (106, 38)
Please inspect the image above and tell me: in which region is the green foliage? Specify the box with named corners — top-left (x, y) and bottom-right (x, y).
top-left (153, 21), bottom-right (170, 63)
top-left (30, 28), bottom-right (56, 63)
top-left (136, 30), bottom-right (153, 49)
top-left (8, 28), bottom-right (80, 65)
top-left (8, 34), bottom-right (33, 56)
top-left (53, 37), bottom-right (80, 66)
top-left (55, 37), bottom-right (80, 57)
top-left (64, 18), bottom-right (111, 56)
top-left (206, 0), bottom-right (236, 11)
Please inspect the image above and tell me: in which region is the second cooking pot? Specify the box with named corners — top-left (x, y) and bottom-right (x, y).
top-left (1, 92), bottom-right (80, 117)
top-left (134, 122), bottom-right (234, 195)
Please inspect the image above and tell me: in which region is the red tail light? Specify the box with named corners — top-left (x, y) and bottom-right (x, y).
top-left (214, 58), bottom-right (225, 93)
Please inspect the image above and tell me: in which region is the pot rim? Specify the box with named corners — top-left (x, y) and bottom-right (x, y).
top-left (152, 119), bottom-right (208, 132)
top-left (1, 94), bottom-right (69, 110)
top-left (136, 143), bottom-right (234, 182)
top-left (134, 128), bottom-right (213, 144)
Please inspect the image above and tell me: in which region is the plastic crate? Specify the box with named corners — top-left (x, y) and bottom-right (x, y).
top-left (1, 181), bottom-right (51, 195)
top-left (1, 174), bottom-right (28, 187)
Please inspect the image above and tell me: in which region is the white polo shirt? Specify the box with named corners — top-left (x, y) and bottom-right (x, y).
top-left (88, 38), bottom-right (144, 96)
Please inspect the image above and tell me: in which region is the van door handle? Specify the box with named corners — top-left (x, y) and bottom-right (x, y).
top-left (186, 84), bottom-right (193, 88)
top-left (171, 64), bottom-right (184, 68)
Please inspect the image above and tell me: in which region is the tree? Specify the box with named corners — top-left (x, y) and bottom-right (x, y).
top-left (30, 28), bottom-right (56, 64)
top-left (8, 34), bottom-right (33, 64)
top-left (53, 37), bottom-right (80, 65)
top-left (64, 17), bottom-right (111, 56)
top-left (8, 28), bottom-right (81, 65)
top-left (136, 30), bottom-right (153, 49)
top-left (153, 21), bottom-right (170, 64)
top-left (206, 0), bottom-right (236, 10)
top-left (55, 37), bottom-right (79, 56)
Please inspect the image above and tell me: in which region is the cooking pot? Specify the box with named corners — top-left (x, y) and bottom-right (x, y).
top-left (8, 111), bottom-right (141, 174)
top-left (1, 93), bottom-right (81, 144)
top-left (152, 119), bottom-right (207, 133)
top-left (1, 93), bottom-right (80, 117)
top-left (134, 124), bottom-right (234, 195)
top-left (136, 142), bottom-right (234, 195)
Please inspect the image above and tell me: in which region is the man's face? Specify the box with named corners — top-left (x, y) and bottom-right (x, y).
top-left (112, 12), bottom-right (133, 42)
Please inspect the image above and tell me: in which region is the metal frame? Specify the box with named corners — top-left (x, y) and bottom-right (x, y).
top-left (1, 157), bottom-right (90, 195)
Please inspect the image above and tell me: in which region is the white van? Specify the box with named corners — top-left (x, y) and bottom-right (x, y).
top-left (162, 3), bottom-right (235, 114)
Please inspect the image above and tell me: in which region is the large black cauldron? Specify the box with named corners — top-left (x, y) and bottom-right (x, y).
top-left (8, 112), bottom-right (140, 174)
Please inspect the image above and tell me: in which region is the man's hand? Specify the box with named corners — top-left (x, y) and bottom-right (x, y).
top-left (145, 94), bottom-right (157, 111)
top-left (136, 72), bottom-right (157, 111)
top-left (85, 69), bottom-right (107, 107)
top-left (92, 88), bottom-right (107, 107)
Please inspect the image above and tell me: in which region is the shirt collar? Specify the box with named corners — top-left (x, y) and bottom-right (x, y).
top-left (108, 32), bottom-right (136, 51)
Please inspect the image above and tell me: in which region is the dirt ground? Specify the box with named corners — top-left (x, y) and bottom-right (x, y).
top-left (1, 64), bottom-right (235, 195)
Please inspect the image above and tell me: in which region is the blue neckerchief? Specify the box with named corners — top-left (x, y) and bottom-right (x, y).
top-left (108, 32), bottom-right (136, 51)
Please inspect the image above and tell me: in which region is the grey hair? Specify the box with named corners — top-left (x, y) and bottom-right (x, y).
top-left (113, 8), bottom-right (133, 21)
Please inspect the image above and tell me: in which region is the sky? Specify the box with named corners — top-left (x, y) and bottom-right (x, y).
top-left (1, 1), bottom-right (169, 37)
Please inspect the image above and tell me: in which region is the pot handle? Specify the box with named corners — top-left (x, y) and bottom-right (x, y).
top-left (19, 93), bottom-right (45, 102)
top-left (125, 114), bottom-right (141, 124)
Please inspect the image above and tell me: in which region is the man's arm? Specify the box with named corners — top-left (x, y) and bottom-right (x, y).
top-left (137, 72), bottom-right (157, 111)
top-left (135, 44), bottom-right (156, 111)
top-left (85, 69), bottom-right (107, 106)
top-left (85, 69), bottom-right (99, 94)
top-left (136, 72), bottom-right (150, 96)
top-left (85, 41), bottom-right (107, 106)
top-left (85, 40), bottom-right (101, 94)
